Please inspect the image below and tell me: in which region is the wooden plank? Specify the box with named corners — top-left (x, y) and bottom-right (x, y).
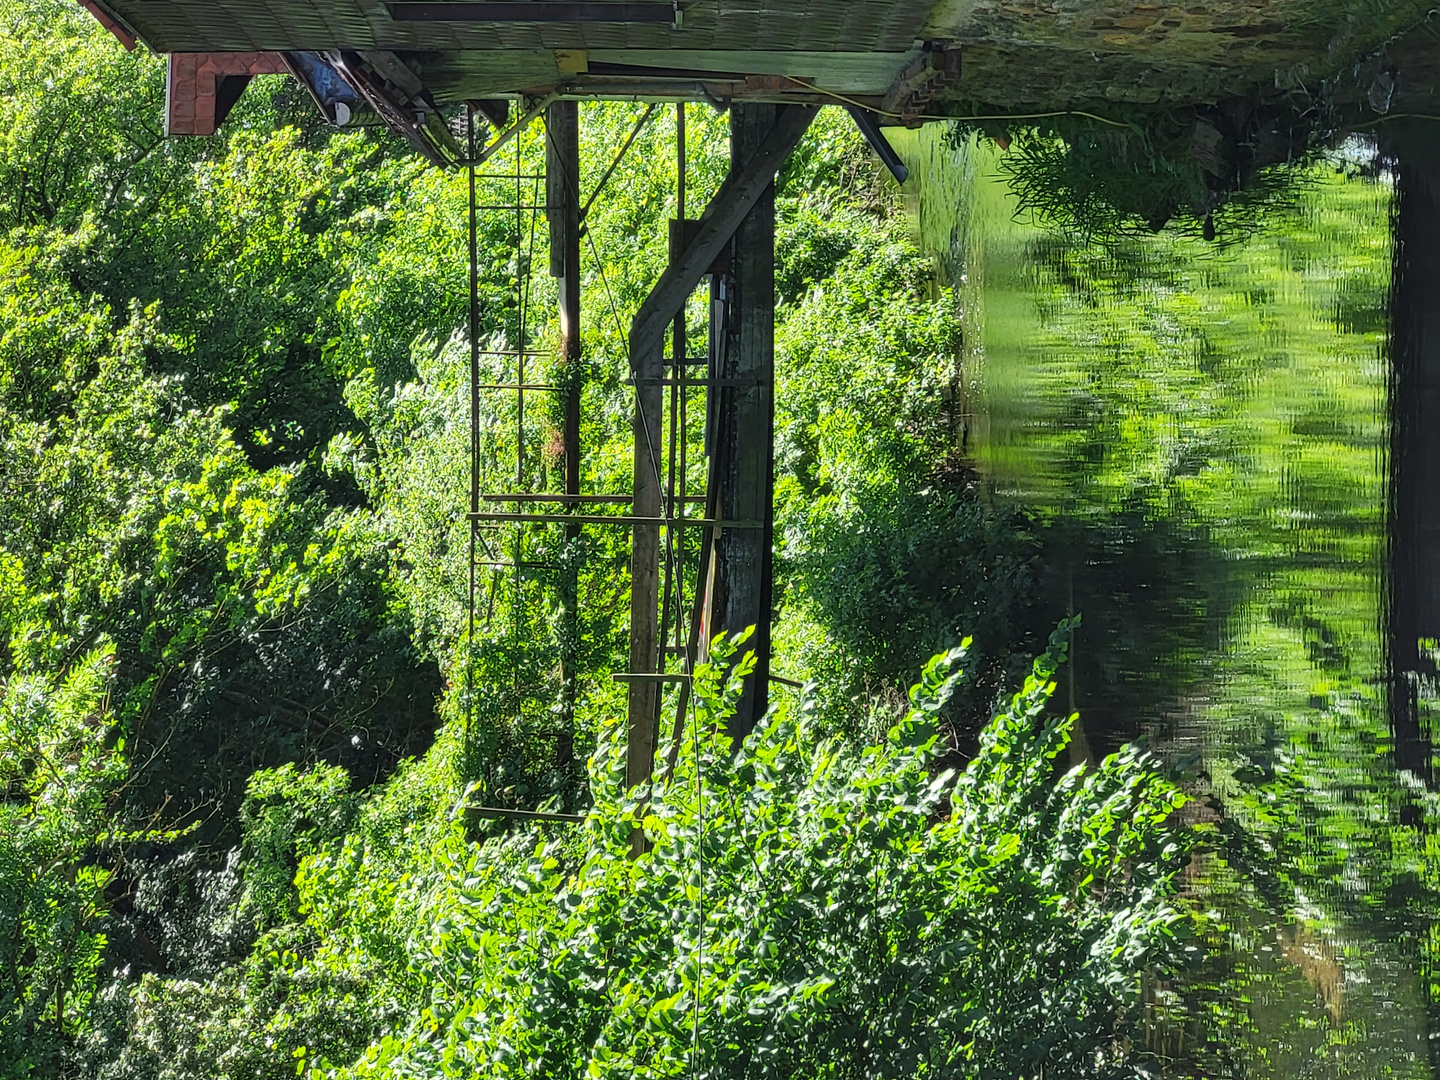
top-left (390, 3), bottom-right (678, 23)
top-left (627, 104), bottom-right (817, 364)
top-left (585, 48), bottom-right (922, 92)
top-left (359, 49), bottom-right (426, 98)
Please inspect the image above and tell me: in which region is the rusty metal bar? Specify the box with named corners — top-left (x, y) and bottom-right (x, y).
top-left (629, 376), bottom-right (766, 387)
top-left (481, 493), bottom-right (705, 503)
top-left (580, 103), bottom-right (659, 223)
top-left (470, 512), bottom-right (761, 527)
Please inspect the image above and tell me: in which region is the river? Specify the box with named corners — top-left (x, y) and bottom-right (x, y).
top-left (892, 125), bottom-right (1438, 1076)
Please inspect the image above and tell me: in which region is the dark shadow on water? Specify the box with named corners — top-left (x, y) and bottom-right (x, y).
top-left (1036, 508), bottom-right (1247, 757)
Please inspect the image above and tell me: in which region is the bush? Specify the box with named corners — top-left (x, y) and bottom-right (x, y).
top-left (306, 623), bottom-right (1192, 1079)
top-left (0, 644), bottom-right (123, 1077)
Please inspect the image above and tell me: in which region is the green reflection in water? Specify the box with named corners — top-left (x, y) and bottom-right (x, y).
top-left (891, 126), bottom-right (1437, 1076)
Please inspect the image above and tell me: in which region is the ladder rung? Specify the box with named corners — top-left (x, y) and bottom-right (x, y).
top-left (609, 671), bottom-right (801, 687)
top-left (482, 493), bottom-right (632, 504)
top-left (626, 376), bottom-right (767, 388)
top-left (470, 511), bottom-right (761, 528)
top-left (479, 493), bottom-right (706, 504)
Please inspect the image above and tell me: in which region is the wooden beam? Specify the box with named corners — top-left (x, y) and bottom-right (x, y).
top-left (711, 103), bottom-right (777, 741)
top-left (548, 99), bottom-right (583, 751)
top-left (390, 2), bottom-right (678, 22)
top-left (628, 104), bottom-right (817, 364)
top-left (623, 102), bottom-right (814, 806)
top-left (78, 0), bottom-right (136, 50)
top-left (627, 347), bottom-right (664, 792)
top-left (324, 51), bottom-right (466, 168)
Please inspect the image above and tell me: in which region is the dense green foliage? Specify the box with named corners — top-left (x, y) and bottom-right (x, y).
top-left (948, 110), bottom-right (1318, 243)
top-left (0, 3), bottom-right (1208, 1076)
top-left (0, 638), bottom-right (120, 1074)
top-left (299, 626), bottom-right (1190, 1080)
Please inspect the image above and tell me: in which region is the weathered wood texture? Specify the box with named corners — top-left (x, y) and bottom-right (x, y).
top-left (105, 0), bottom-right (1439, 113)
top-left (627, 284), bottom-right (666, 793)
top-left (710, 103), bottom-right (777, 741)
top-left (629, 105), bottom-right (816, 361)
top-left (625, 103), bottom-right (814, 783)
top-left (100, 1), bottom-right (930, 56)
top-left (547, 99), bottom-right (582, 757)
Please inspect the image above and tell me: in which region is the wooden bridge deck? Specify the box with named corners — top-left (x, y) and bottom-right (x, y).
top-left (89, 0), bottom-right (1436, 112)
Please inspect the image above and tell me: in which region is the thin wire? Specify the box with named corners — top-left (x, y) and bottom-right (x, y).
top-left (581, 175), bottom-right (668, 502)
top-left (779, 73), bottom-right (1133, 128)
top-left (547, 106), bottom-right (677, 686)
top-left (1351, 112), bottom-right (1440, 128)
top-left (467, 104), bottom-right (479, 776)
top-left (581, 103), bottom-right (659, 221)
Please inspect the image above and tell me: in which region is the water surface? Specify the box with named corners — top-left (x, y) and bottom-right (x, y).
top-left (894, 126), bottom-right (1438, 1076)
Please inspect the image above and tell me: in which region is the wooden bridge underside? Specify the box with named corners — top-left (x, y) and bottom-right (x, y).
top-left (82, 0), bottom-right (1440, 805)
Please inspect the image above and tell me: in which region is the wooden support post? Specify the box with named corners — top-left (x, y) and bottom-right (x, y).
top-left (1386, 130), bottom-right (1440, 787)
top-left (628, 338), bottom-right (665, 795)
top-left (547, 100), bottom-right (582, 762)
top-left (625, 104), bottom-right (816, 791)
top-left (711, 103), bottom-right (778, 741)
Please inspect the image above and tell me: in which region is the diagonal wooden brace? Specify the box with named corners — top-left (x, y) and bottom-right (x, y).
top-left (628, 105), bottom-right (818, 365)
top-left (624, 104), bottom-right (817, 798)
